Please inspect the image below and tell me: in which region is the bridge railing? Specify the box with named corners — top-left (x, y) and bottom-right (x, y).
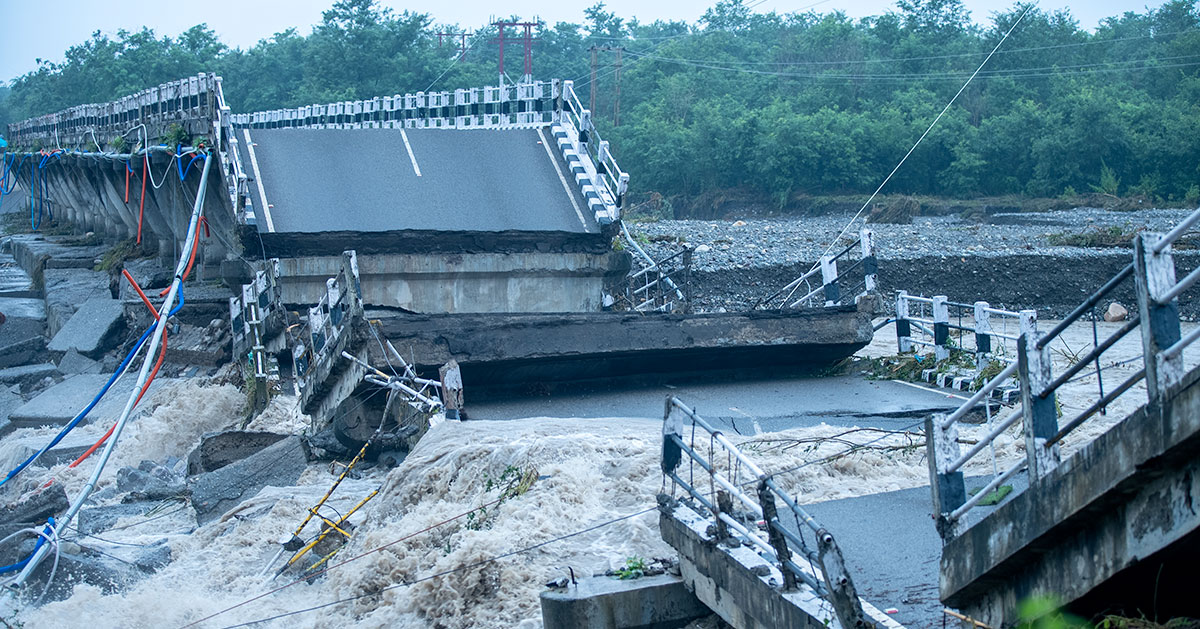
top-left (230, 258), bottom-right (284, 411)
top-left (755, 229), bottom-right (877, 311)
top-left (896, 293), bottom-right (1029, 369)
top-left (291, 251), bottom-right (364, 413)
top-left (928, 207), bottom-right (1200, 539)
top-left (229, 81), bottom-right (555, 130)
top-left (661, 396), bottom-right (873, 627)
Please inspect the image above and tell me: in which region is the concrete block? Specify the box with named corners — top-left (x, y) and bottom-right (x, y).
top-left (42, 267), bottom-right (111, 336)
top-left (0, 363), bottom-right (59, 388)
top-left (0, 317), bottom-right (46, 369)
top-left (0, 296), bottom-right (46, 321)
top-left (0, 485), bottom-right (68, 567)
top-left (2, 430), bottom-right (97, 468)
top-left (0, 252), bottom-right (35, 297)
top-left (540, 574), bottom-right (711, 629)
top-left (115, 461), bottom-right (186, 501)
top-left (58, 349), bottom-right (102, 375)
top-left (8, 373), bottom-right (169, 429)
top-left (77, 502), bottom-right (159, 536)
top-left (189, 435), bottom-right (308, 524)
top-left (187, 430), bottom-right (289, 476)
top-left (48, 297), bottom-right (126, 358)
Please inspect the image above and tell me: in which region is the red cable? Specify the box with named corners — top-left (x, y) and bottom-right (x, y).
top-left (66, 271), bottom-right (167, 470)
top-left (136, 154), bottom-right (148, 244)
top-left (160, 221), bottom-right (202, 297)
top-left (124, 161), bottom-right (131, 204)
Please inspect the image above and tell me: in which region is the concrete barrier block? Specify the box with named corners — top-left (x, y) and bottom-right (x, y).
top-left (48, 297), bottom-right (126, 358)
top-left (540, 574), bottom-right (710, 629)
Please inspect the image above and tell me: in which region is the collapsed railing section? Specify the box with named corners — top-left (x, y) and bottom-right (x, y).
top-left (757, 229), bottom-right (877, 311)
top-left (897, 293), bottom-right (1029, 368)
top-left (660, 396), bottom-right (873, 628)
top-left (230, 258), bottom-right (285, 411)
top-left (928, 209), bottom-right (1200, 539)
top-left (289, 251), bottom-right (364, 412)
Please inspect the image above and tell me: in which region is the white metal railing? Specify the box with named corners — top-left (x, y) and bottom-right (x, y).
top-left (661, 396), bottom-right (874, 628)
top-left (756, 229), bottom-right (877, 311)
top-left (291, 251), bottom-right (363, 403)
top-left (928, 207), bottom-right (1200, 539)
top-left (550, 79), bottom-right (627, 225)
top-left (896, 293), bottom-right (1030, 367)
top-left (229, 80), bottom-right (554, 131)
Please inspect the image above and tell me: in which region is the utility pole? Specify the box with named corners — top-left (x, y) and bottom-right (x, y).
top-left (589, 45), bottom-right (599, 113)
top-left (492, 20), bottom-right (538, 86)
top-left (437, 32), bottom-right (470, 61)
top-left (614, 45), bottom-right (624, 126)
top-left (587, 45), bottom-right (626, 125)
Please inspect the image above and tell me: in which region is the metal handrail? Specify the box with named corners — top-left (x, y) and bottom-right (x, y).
top-left (1046, 368), bottom-right (1146, 447)
top-left (1158, 264), bottom-right (1200, 305)
top-left (948, 460), bottom-right (1026, 522)
top-left (945, 408), bottom-right (1023, 474)
top-left (940, 360), bottom-right (1019, 430)
top-left (1038, 316), bottom-right (1140, 398)
top-left (1037, 263), bottom-right (1134, 349)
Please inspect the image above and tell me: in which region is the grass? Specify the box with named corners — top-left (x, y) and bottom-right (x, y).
top-left (94, 238), bottom-right (142, 272)
top-left (614, 556), bottom-right (647, 580)
top-left (969, 483), bottom-right (1013, 506)
top-left (1048, 224), bottom-right (1143, 249)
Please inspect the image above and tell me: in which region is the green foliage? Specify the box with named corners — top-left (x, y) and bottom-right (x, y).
top-left (614, 556), bottom-right (647, 580)
top-left (466, 464), bottom-right (537, 531)
top-left (968, 483), bottom-right (1013, 506)
top-left (164, 124), bottom-right (191, 148)
top-left (94, 238), bottom-right (141, 271)
top-left (1091, 161), bottom-right (1122, 197)
top-left (1016, 595), bottom-right (1090, 628)
top-left (5, 1), bottom-right (1200, 205)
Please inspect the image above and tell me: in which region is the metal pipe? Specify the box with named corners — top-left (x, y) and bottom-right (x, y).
top-left (765, 477), bottom-right (825, 535)
top-left (941, 360), bottom-right (1019, 430)
top-left (1158, 264), bottom-right (1200, 305)
top-left (1038, 316), bottom-right (1140, 398)
top-left (946, 408), bottom-right (1023, 474)
top-left (983, 306), bottom-right (1023, 317)
top-left (1153, 208), bottom-right (1200, 253)
top-left (1162, 324), bottom-right (1200, 361)
top-left (14, 153), bottom-right (214, 586)
top-left (904, 295), bottom-right (935, 304)
top-left (1037, 263), bottom-right (1134, 349)
top-left (1047, 369), bottom-right (1146, 447)
top-left (788, 284), bottom-right (825, 309)
top-left (669, 435), bottom-right (764, 517)
top-left (948, 460), bottom-right (1026, 522)
top-left (669, 398), bottom-right (768, 479)
top-left (769, 519), bottom-right (821, 566)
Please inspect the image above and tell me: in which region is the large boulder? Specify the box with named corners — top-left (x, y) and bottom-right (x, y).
top-left (189, 435), bottom-right (309, 525)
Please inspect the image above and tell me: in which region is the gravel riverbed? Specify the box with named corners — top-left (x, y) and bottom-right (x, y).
top-left (630, 207), bottom-right (1200, 317)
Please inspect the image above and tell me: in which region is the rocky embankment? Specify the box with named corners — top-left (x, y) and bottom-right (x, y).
top-left (631, 207), bottom-right (1200, 318)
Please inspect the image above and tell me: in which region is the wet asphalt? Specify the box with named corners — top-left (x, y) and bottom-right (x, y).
top-left (237, 127), bottom-right (595, 234)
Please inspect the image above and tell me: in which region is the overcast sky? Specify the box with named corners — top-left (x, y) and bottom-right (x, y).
top-left (0, 0), bottom-right (1168, 83)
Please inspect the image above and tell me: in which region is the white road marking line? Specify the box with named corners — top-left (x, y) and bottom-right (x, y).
top-left (242, 128), bottom-right (275, 232)
top-left (400, 128), bottom-right (422, 176)
top-left (537, 126), bottom-right (588, 230)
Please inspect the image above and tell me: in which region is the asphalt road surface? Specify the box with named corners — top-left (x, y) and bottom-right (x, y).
top-left (237, 127), bottom-right (596, 234)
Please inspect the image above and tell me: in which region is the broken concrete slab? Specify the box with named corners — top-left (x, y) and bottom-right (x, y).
top-left (0, 485), bottom-right (68, 567)
top-left (48, 297), bottom-right (126, 358)
top-left (58, 349), bottom-right (101, 375)
top-left (76, 502), bottom-right (160, 536)
top-left (540, 574), bottom-right (712, 629)
top-left (187, 430), bottom-right (289, 476)
top-left (118, 259), bottom-right (171, 302)
top-left (0, 252), bottom-right (36, 297)
top-left (189, 435), bottom-right (309, 524)
top-left (0, 317), bottom-right (47, 369)
top-left (0, 363), bottom-right (59, 388)
top-left (42, 267), bottom-right (111, 336)
top-left (166, 322), bottom-right (230, 366)
top-left (0, 386), bottom-right (21, 437)
top-left (2, 430), bottom-right (98, 469)
top-left (7, 373), bottom-right (171, 429)
top-left (20, 548), bottom-right (147, 604)
top-left (0, 296), bottom-right (46, 321)
top-left (115, 461), bottom-right (187, 501)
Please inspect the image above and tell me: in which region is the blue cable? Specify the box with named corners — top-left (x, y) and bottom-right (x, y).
top-left (180, 154), bottom-right (202, 182)
top-left (0, 285), bottom-right (186, 489)
top-left (0, 518), bottom-right (55, 575)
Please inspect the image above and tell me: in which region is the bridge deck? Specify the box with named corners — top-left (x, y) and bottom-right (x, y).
top-left (236, 127), bottom-right (596, 234)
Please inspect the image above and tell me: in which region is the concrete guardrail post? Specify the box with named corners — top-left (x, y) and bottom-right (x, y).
top-left (896, 291), bottom-right (912, 353)
top-left (1133, 232), bottom-right (1184, 400)
top-left (974, 301), bottom-right (993, 370)
top-left (1018, 310), bottom-right (1059, 479)
top-left (927, 413), bottom-right (967, 540)
top-left (933, 295), bottom-right (949, 361)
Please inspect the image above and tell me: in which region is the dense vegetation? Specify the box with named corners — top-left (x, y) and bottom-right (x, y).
top-left (3, 0), bottom-right (1199, 206)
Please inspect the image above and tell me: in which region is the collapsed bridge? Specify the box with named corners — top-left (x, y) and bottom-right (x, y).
top-left (4, 73), bottom-right (880, 428)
